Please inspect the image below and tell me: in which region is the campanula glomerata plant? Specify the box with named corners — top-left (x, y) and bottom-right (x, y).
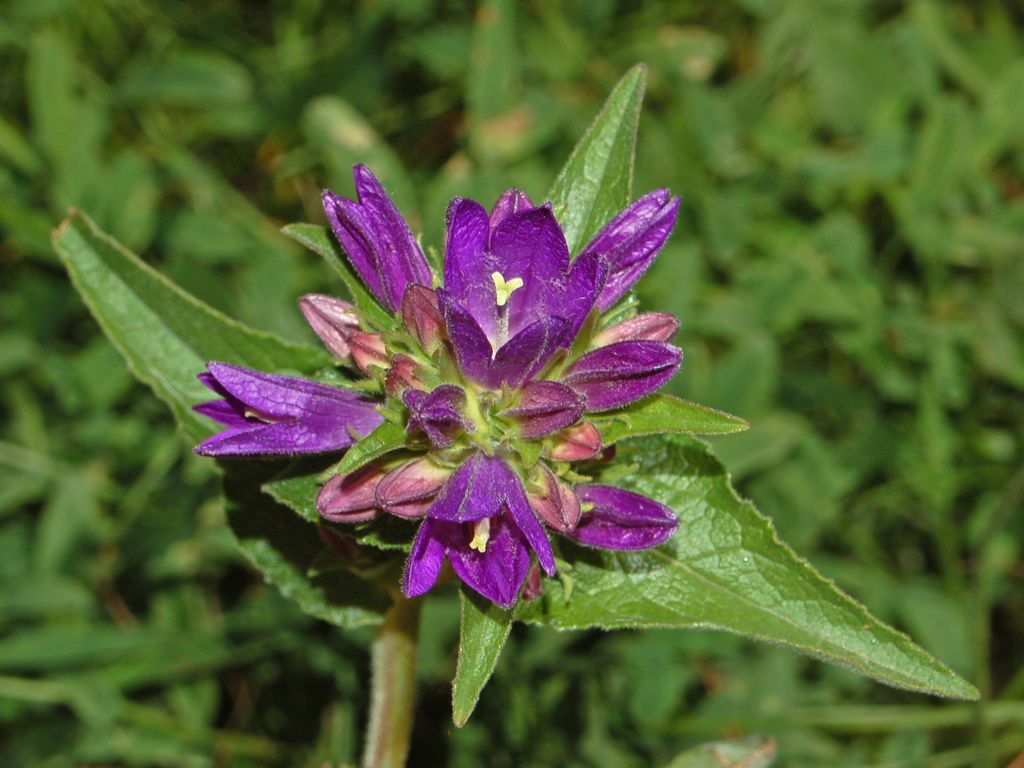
top-left (55, 65), bottom-right (979, 768)
top-left (196, 164), bottom-right (683, 607)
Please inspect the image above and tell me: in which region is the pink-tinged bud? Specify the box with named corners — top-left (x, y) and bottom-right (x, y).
top-left (593, 312), bottom-right (679, 347)
top-left (549, 421), bottom-right (603, 462)
top-left (522, 561), bottom-right (543, 601)
top-left (528, 465), bottom-right (581, 533)
top-left (375, 457), bottom-right (452, 518)
top-left (298, 294), bottom-right (361, 359)
top-left (401, 284), bottom-right (445, 354)
top-left (502, 380), bottom-right (585, 439)
top-left (317, 466), bottom-right (384, 523)
top-left (385, 354), bottom-right (424, 396)
top-left (349, 332), bottom-right (389, 372)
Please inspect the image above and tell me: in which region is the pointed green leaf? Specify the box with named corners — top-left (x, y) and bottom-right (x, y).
top-left (282, 222), bottom-right (395, 329)
top-left (223, 461), bottom-right (390, 628)
top-left (521, 435), bottom-right (979, 700)
top-left (593, 394), bottom-right (749, 445)
top-left (452, 588), bottom-right (514, 727)
top-left (53, 211), bottom-right (329, 441)
top-left (333, 421), bottom-right (409, 476)
top-left (547, 64), bottom-right (647, 254)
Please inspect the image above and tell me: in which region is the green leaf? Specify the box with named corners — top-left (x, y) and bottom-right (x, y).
top-left (281, 222), bottom-right (395, 330)
top-left (452, 588), bottom-right (514, 727)
top-left (520, 435), bottom-right (979, 700)
top-left (53, 211), bottom-right (329, 441)
top-left (664, 737), bottom-right (776, 768)
top-left (593, 394), bottom-right (749, 445)
top-left (547, 64), bottom-right (647, 254)
top-left (223, 461), bottom-right (390, 628)
top-left (333, 421), bottom-right (409, 476)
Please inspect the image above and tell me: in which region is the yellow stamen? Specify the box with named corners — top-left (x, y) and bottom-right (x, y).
top-left (469, 518), bottom-right (492, 553)
top-left (491, 271), bottom-right (524, 307)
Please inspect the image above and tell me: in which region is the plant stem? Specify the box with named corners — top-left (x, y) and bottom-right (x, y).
top-left (362, 595), bottom-right (421, 768)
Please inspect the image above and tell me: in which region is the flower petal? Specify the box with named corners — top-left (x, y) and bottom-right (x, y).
top-left (580, 190), bottom-right (681, 311)
top-left (443, 198), bottom-right (497, 338)
top-left (500, 465), bottom-right (556, 576)
top-left (569, 485), bottom-right (678, 550)
top-left (447, 513), bottom-right (533, 607)
top-left (402, 518), bottom-right (454, 598)
top-left (426, 452), bottom-right (508, 523)
top-left (489, 316), bottom-right (569, 389)
top-left (193, 399), bottom-right (248, 428)
top-left (488, 188), bottom-right (535, 241)
top-left (562, 341), bottom-right (681, 411)
top-left (502, 380), bottom-right (584, 439)
top-left (437, 290), bottom-right (494, 386)
top-left (489, 206), bottom-right (571, 335)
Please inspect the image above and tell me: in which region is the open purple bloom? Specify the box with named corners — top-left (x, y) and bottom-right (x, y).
top-left (194, 165), bottom-right (692, 608)
top-left (194, 363), bottom-right (383, 456)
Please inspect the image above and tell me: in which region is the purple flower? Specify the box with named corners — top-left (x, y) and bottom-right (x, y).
top-left (194, 362), bottom-right (383, 456)
top-left (322, 165), bottom-right (432, 312)
top-left (403, 452), bottom-right (555, 608)
top-left (194, 166), bottom-right (688, 608)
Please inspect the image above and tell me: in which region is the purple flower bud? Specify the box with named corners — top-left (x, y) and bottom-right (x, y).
top-left (349, 332), bottom-right (389, 372)
top-left (521, 561), bottom-right (543, 601)
top-left (375, 457), bottom-right (452, 518)
top-left (193, 363), bottom-right (383, 456)
top-left (298, 293), bottom-right (361, 360)
top-left (563, 340), bottom-right (681, 412)
top-left (403, 384), bottom-right (474, 448)
top-left (527, 465), bottom-right (581, 533)
top-left (593, 312), bottom-right (679, 347)
top-left (580, 189), bottom-right (681, 311)
top-left (548, 421), bottom-right (603, 462)
top-left (569, 485), bottom-right (678, 550)
top-left (317, 465), bottom-right (385, 523)
top-left (385, 354), bottom-right (424, 396)
top-left (502, 380), bottom-right (584, 439)
top-left (401, 284), bottom-right (445, 355)
top-left (322, 165), bottom-right (432, 312)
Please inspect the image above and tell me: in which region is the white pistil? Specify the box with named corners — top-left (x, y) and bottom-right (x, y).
top-left (491, 271), bottom-right (524, 307)
top-left (491, 271), bottom-right (524, 353)
top-left (469, 518), bottom-right (492, 553)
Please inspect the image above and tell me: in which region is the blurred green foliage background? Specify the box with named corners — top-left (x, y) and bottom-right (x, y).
top-left (2, 0), bottom-right (1023, 765)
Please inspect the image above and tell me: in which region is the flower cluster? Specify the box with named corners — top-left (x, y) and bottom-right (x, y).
top-left (195, 165), bottom-right (683, 607)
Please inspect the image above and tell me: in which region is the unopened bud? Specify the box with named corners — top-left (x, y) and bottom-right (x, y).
top-left (527, 465), bottom-right (581, 533)
top-left (549, 421), bottom-right (602, 462)
top-left (317, 466), bottom-right (384, 523)
top-left (593, 312), bottom-right (678, 347)
top-left (403, 385), bottom-right (473, 449)
top-left (385, 354), bottom-right (424, 396)
top-left (375, 457), bottom-right (452, 518)
top-left (349, 332), bottom-right (389, 372)
top-left (503, 380), bottom-right (584, 439)
top-left (401, 284), bottom-right (445, 354)
top-left (299, 294), bottom-right (361, 359)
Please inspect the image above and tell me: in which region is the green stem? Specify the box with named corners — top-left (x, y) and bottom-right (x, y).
top-left (362, 595), bottom-right (421, 768)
